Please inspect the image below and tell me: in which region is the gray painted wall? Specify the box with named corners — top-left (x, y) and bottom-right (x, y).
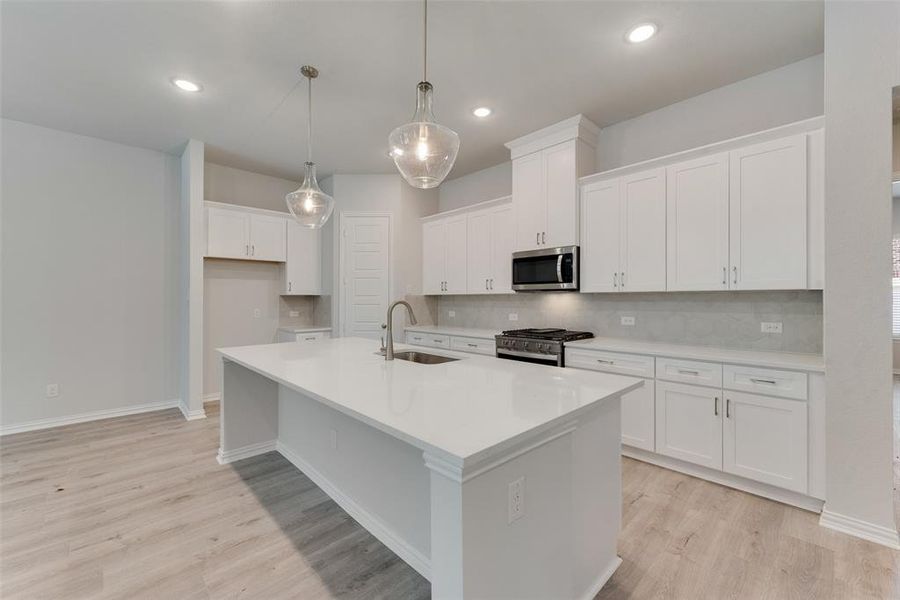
top-left (822, 2), bottom-right (899, 537)
top-left (1, 119), bottom-right (182, 428)
top-left (438, 291), bottom-right (822, 354)
top-left (438, 54), bottom-right (823, 213)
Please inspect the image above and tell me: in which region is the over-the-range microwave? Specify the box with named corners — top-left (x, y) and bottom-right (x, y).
top-left (511, 245), bottom-right (579, 292)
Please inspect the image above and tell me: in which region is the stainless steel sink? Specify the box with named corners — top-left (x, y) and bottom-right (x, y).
top-left (392, 351), bottom-right (460, 365)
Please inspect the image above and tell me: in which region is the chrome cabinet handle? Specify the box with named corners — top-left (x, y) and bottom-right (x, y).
top-left (613, 272), bottom-right (618, 288)
top-left (596, 359), bottom-right (614, 365)
top-left (433, 339), bottom-right (443, 343)
top-left (722, 267), bottom-right (727, 285)
top-left (750, 378), bottom-right (777, 385)
top-left (678, 369), bottom-right (700, 376)
top-left (246, 244), bottom-right (249, 256)
top-left (304, 337), bottom-right (316, 341)
top-left (714, 397), bottom-right (719, 416)
top-left (251, 244), bottom-right (255, 256)
top-left (536, 232), bottom-right (540, 246)
top-left (485, 279), bottom-right (489, 290)
top-left (542, 232), bottom-right (546, 245)
top-left (733, 266), bottom-right (738, 285)
top-left (467, 343), bottom-right (477, 348)
top-left (288, 281), bottom-right (292, 292)
top-left (620, 272), bottom-right (625, 288)
top-left (726, 398), bottom-right (731, 418)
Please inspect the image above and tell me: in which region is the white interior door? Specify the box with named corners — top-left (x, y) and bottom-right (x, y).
top-left (342, 214), bottom-right (390, 339)
top-left (620, 168), bottom-right (667, 292)
top-left (249, 214), bottom-right (286, 261)
top-left (579, 179), bottom-right (621, 292)
top-left (666, 153), bottom-right (729, 291)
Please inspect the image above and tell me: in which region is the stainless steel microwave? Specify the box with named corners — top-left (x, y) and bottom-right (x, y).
top-left (511, 246), bottom-right (579, 291)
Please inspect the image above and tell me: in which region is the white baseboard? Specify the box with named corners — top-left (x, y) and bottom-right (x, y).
top-left (203, 393), bottom-right (221, 404)
top-left (0, 399), bottom-right (181, 436)
top-left (623, 446), bottom-right (825, 513)
top-left (820, 508), bottom-right (900, 549)
top-left (179, 399), bottom-right (207, 421)
top-left (276, 440), bottom-right (432, 581)
top-left (216, 440), bottom-right (278, 465)
top-left (578, 557), bottom-right (622, 600)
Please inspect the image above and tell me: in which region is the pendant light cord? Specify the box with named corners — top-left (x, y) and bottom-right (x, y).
top-left (307, 73), bottom-right (313, 163)
top-left (423, 0), bottom-right (428, 82)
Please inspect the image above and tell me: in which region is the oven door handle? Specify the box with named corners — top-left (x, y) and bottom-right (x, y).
top-left (557, 254), bottom-right (564, 283)
top-left (497, 348), bottom-right (558, 362)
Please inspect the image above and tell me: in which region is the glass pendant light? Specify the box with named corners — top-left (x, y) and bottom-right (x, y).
top-left (388, 0), bottom-right (459, 189)
top-left (286, 65), bottom-right (335, 229)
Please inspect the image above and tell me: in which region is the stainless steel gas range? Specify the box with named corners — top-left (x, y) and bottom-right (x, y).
top-left (495, 328), bottom-right (594, 368)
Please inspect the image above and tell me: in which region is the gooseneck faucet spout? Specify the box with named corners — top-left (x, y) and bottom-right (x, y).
top-left (384, 300), bottom-right (418, 360)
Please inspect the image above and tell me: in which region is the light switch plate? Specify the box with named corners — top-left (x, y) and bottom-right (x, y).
top-left (46, 384), bottom-right (59, 398)
top-left (761, 322), bottom-right (783, 334)
top-left (508, 313), bottom-right (518, 321)
top-left (253, 308), bottom-right (262, 319)
top-left (621, 316), bottom-right (636, 326)
top-left (448, 310), bottom-right (456, 318)
top-left (508, 477), bottom-right (525, 524)
top-left (289, 310), bottom-right (300, 318)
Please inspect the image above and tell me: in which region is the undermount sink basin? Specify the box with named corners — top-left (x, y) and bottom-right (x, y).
top-left (392, 351), bottom-right (460, 365)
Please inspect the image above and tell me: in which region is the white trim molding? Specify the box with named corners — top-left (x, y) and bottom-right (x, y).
top-left (0, 399), bottom-right (181, 436)
top-left (203, 392), bottom-right (221, 404)
top-left (578, 557), bottom-right (623, 600)
top-left (820, 508), bottom-right (900, 549)
top-left (216, 440), bottom-right (277, 465)
top-left (276, 441), bottom-right (432, 580)
top-left (179, 399), bottom-right (207, 421)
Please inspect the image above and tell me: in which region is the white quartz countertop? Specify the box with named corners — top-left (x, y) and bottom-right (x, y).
top-left (567, 337), bottom-right (824, 372)
top-left (404, 325), bottom-right (500, 339)
top-left (218, 337), bottom-right (641, 466)
top-left (277, 326), bottom-right (332, 333)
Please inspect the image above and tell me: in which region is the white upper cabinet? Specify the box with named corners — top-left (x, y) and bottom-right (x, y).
top-left (466, 201), bottom-right (514, 294)
top-left (580, 167), bottom-right (666, 293)
top-left (729, 134), bottom-right (807, 290)
top-left (579, 121), bottom-right (822, 294)
top-left (207, 206), bottom-right (250, 259)
top-left (620, 168), bottom-right (667, 292)
top-left (422, 214), bottom-right (467, 295)
top-left (205, 203), bottom-right (286, 262)
top-left (284, 220), bottom-right (321, 295)
top-left (506, 115), bottom-right (599, 252)
top-left (249, 213), bottom-right (287, 262)
top-left (666, 153), bottom-right (730, 291)
top-left (580, 179), bottom-right (621, 293)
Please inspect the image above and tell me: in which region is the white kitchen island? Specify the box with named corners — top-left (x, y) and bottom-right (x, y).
top-left (217, 337), bottom-right (642, 600)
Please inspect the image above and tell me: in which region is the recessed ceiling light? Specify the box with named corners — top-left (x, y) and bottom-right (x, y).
top-left (172, 78), bottom-right (202, 92)
top-left (473, 107), bottom-right (492, 118)
top-left (626, 23), bottom-right (657, 43)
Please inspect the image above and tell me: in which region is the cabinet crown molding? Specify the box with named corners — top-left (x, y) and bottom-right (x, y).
top-left (505, 114), bottom-right (600, 159)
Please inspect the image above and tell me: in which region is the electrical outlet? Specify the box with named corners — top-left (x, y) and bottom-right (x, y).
top-left (448, 310), bottom-right (456, 318)
top-left (620, 316), bottom-right (636, 326)
top-left (289, 310), bottom-right (300, 318)
top-left (508, 477), bottom-right (525, 524)
top-left (760, 322), bottom-right (783, 334)
top-left (46, 384), bottom-right (59, 398)
top-left (508, 313), bottom-right (519, 322)
top-left (330, 429), bottom-right (338, 450)
top-left (253, 308), bottom-right (262, 318)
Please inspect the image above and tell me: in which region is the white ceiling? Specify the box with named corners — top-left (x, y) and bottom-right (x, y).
top-left (1, 1), bottom-right (823, 182)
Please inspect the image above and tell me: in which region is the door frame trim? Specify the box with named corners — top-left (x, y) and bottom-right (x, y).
top-left (338, 211), bottom-right (393, 338)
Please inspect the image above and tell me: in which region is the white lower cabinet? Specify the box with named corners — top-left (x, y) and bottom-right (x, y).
top-left (655, 381), bottom-right (723, 470)
top-left (723, 391), bottom-right (808, 493)
top-left (621, 382), bottom-right (655, 452)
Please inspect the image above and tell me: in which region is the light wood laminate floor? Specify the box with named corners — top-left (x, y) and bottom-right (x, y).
top-left (2, 403), bottom-right (898, 599)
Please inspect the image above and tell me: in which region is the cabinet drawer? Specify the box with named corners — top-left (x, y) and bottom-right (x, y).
top-left (566, 348), bottom-right (654, 378)
top-left (656, 357), bottom-right (722, 388)
top-left (450, 336), bottom-right (495, 356)
top-left (406, 332), bottom-right (450, 349)
top-left (296, 331), bottom-right (325, 343)
top-left (723, 365), bottom-right (808, 400)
